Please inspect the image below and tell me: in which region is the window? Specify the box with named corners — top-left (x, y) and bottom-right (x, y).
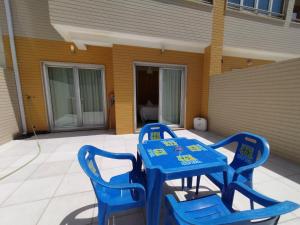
top-left (43, 62), bottom-right (106, 131)
top-left (293, 0), bottom-right (300, 22)
top-left (186, 0), bottom-right (213, 4)
top-left (227, 0), bottom-right (285, 18)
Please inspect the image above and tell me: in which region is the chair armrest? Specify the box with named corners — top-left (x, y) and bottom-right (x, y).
top-left (171, 201), bottom-right (299, 225)
top-left (96, 149), bottom-right (137, 170)
top-left (224, 182), bottom-right (279, 207)
top-left (210, 201), bottom-right (299, 225)
top-left (109, 182), bottom-right (145, 192)
top-left (209, 135), bottom-right (236, 150)
top-left (167, 184), bottom-right (299, 225)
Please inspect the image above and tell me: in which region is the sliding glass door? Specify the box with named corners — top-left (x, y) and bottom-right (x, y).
top-left (48, 66), bottom-right (78, 128)
top-left (159, 68), bottom-right (184, 127)
top-left (44, 63), bottom-right (106, 131)
top-left (79, 69), bottom-right (105, 126)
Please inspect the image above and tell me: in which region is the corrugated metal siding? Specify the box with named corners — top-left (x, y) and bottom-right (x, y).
top-left (0, 0), bottom-right (62, 40)
top-left (208, 58), bottom-right (300, 163)
top-left (224, 12), bottom-right (300, 54)
top-left (0, 67), bottom-right (20, 144)
top-left (49, 0), bottom-right (212, 43)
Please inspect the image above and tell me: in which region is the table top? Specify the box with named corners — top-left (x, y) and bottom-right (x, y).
top-left (138, 137), bottom-right (227, 177)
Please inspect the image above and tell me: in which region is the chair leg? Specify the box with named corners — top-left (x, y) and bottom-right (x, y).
top-left (98, 204), bottom-right (109, 225)
top-left (195, 176), bottom-right (201, 195)
top-left (250, 199), bottom-right (254, 209)
top-left (187, 177), bottom-right (193, 189)
top-left (181, 178), bottom-right (185, 190)
top-left (249, 182), bottom-right (254, 209)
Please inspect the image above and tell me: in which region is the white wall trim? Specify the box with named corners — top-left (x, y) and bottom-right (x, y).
top-left (52, 23), bottom-right (300, 61)
top-left (52, 23), bottom-right (208, 53)
top-left (223, 46), bottom-right (300, 61)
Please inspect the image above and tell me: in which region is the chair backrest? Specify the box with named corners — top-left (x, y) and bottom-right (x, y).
top-left (229, 132), bottom-right (270, 181)
top-left (138, 123), bottom-right (178, 144)
top-left (78, 145), bottom-right (108, 201)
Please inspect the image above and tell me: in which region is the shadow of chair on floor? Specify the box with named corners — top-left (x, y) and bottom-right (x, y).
top-left (59, 203), bottom-right (97, 225)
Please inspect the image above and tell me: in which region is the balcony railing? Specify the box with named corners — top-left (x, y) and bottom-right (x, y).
top-left (186, 0), bottom-right (213, 5)
top-left (227, 0), bottom-right (286, 19)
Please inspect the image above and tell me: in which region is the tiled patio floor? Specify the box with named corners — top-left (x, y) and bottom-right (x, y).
top-left (0, 129), bottom-right (299, 225)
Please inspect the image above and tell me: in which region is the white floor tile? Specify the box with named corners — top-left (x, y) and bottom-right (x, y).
top-left (0, 199), bottom-right (49, 225)
top-left (37, 191), bottom-right (95, 225)
top-left (29, 160), bottom-right (72, 179)
top-left (54, 172), bottom-right (92, 196)
top-left (46, 151), bottom-right (77, 163)
top-left (3, 175), bottom-right (63, 206)
top-left (0, 164), bottom-right (39, 184)
top-left (0, 182), bottom-right (22, 206)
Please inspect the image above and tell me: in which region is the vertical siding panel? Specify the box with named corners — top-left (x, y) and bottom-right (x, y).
top-left (208, 58), bottom-right (300, 163)
top-left (0, 67), bottom-right (20, 144)
top-left (224, 12), bottom-right (300, 55)
top-left (48, 0), bottom-right (212, 44)
top-left (0, 0), bottom-right (62, 40)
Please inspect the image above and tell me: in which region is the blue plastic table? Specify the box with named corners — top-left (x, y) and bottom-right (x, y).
top-left (137, 137), bottom-right (228, 225)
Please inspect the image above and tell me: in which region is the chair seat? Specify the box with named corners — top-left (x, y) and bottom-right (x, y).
top-left (96, 172), bottom-right (145, 210)
top-left (207, 166), bottom-right (248, 189)
top-left (169, 194), bottom-right (231, 223)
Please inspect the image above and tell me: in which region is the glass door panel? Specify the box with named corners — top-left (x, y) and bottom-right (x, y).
top-left (78, 68), bottom-right (105, 126)
top-left (159, 68), bottom-right (183, 126)
top-left (48, 67), bottom-right (78, 128)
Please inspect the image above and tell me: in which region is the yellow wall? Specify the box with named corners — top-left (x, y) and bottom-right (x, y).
top-left (112, 45), bottom-right (203, 134)
top-left (3, 37), bottom-right (204, 134)
top-left (222, 56), bottom-right (273, 73)
top-left (3, 36), bottom-right (115, 132)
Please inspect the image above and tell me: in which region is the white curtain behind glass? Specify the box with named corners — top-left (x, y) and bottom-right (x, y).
top-left (78, 69), bottom-right (105, 126)
top-left (48, 67), bottom-right (77, 127)
top-left (161, 69), bottom-right (182, 125)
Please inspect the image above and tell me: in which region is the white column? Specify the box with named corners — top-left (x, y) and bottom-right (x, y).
top-left (268, 0), bottom-right (274, 14)
top-left (285, 0), bottom-right (296, 26)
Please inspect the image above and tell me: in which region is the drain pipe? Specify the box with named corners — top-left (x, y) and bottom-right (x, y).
top-left (4, 0), bottom-right (27, 134)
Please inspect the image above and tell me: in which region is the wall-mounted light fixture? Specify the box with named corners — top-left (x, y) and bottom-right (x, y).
top-left (161, 44), bottom-right (165, 54)
top-left (247, 59), bottom-right (253, 66)
top-left (70, 44), bottom-right (76, 53)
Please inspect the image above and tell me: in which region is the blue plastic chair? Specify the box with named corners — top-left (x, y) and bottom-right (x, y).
top-left (138, 123), bottom-right (178, 143)
top-left (196, 132), bottom-right (270, 207)
top-left (165, 181), bottom-right (299, 225)
top-left (78, 145), bottom-right (145, 225)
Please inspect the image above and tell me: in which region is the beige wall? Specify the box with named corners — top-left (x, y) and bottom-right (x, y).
top-left (49, 0), bottom-right (213, 44)
top-left (208, 58), bottom-right (300, 163)
top-left (0, 21), bottom-right (20, 144)
top-left (0, 0), bottom-right (62, 40)
top-left (224, 9), bottom-right (300, 56)
top-left (222, 56), bottom-right (273, 73)
top-left (0, 67), bottom-right (20, 144)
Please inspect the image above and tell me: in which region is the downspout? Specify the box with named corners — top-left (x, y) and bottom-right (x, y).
top-left (4, 0), bottom-right (27, 134)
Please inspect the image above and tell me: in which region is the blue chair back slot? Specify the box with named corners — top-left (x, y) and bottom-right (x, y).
top-left (139, 123), bottom-right (177, 144)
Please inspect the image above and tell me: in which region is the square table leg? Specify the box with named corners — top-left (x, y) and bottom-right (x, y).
top-left (137, 152), bottom-right (143, 172)
top-left (222, 170), bottom-right (228, 194)
top-left (146, 168), bottom-right (164, 225)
